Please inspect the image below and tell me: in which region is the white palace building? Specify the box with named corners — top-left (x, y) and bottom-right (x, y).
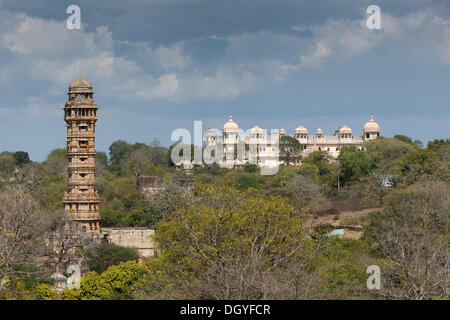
top-left (178, 114), bottom-right (380, 171)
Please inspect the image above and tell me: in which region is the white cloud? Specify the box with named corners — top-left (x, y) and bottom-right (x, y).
top-left (299, 10), bottom-right (450, 68)
top-left (0, 8), bottom-right (448, 106)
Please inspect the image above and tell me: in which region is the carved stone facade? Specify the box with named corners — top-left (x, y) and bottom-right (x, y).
top-left (63, 76), bottom-right (100, 232)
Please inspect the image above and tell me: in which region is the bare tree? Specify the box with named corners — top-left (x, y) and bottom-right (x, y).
top-left (123, 149), bottom-right (154, 178)
top-left (365, 181), bottom-right (449, 299)
top-left (0, 185), bottom-right (47, 290)
top-left (284, 175), bottom-right (333, 214)
top-left (42, 212), bottom-right (97, 275)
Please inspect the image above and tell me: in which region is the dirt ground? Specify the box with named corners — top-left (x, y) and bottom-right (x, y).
top-left (306, 208), bottom-right (381, 239)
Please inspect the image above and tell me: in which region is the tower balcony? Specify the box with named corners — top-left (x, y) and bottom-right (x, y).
top-left (63, 192), bottom-right (100, 203)
top-left (67, 163), bottom-right (95, 170)
top-left (67, 132), bottom-right (96, 138)
top-left (67, 179), bottom-right (96, 186)
top-left (67, 211), bottom-right (101, 221)
top-left (64, 115), bottom-right (98, 122)
top-left (67, 147), bottom-right (96, 154)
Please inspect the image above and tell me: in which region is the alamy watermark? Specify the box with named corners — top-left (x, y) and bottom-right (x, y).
top-left (366, 265), bottom-right (381, 290)
top-left (66, 5), bottom-right (81, 30)
top-left (366, 5), bottom-right (381, 30)
top-left (66, 264), bottom-right (81, 289)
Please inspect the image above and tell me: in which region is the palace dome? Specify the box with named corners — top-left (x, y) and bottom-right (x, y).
top-left (294, 125), bottom-right (308, 134)
top-left (316, 128), bottom-right (323, 135)
top-left (338, 125), bottom-right (352, 134)
top-left (363, 115), bottom-right (380, 133)
top-left (280, 128), bottom-right (286, 136)
top-left (223, 114), bottom-right (239, 132)
top-left (251, 125), bottom-right (263, 134)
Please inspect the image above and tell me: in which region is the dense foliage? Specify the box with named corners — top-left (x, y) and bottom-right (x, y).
top-left (0, 133), bottom-right (448, 300)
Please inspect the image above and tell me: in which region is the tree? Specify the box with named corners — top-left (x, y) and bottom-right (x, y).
top-left (143, 181), bottom-right (192, 225)
top-left (0, 185), bottom-right (47, 291)
top-left (283, 175), bottom-right (332, 214)
top-left (302, 151), bottom-right (333, 175)
top-left (302, 151), bottom-right (338, 186)
top-left (13, 151), bottom-right (31, 166)
top-left (393, 134), bottom-right (413, 145)
top-left (279, 135), bottom-right (302, 165)
top-left (337, 146), bottom-right (370, 184)
top-left (397, 148), bottom-right (438, 185)
top-left (243, 163), bottom-right (258, 173)
top-left (62, 261), bottom-right (148, 300)
top-left (43, 148), bottom-right (67, 176)
top-left (123, 148), bottom-right (154, 178)
top-left (43, 212), bottom-right (95, 275)
top-left (95, 151), bottom-right (109, 177)
top-left (364, 181), bottom-right (449, 299)
top-left (109, 140), bottom-right (148, 172)
top-left (148, 184), bottom-right (319, 299)
top-left (426, 139), bottom-right (450, 152)
top-left (84, 243), bottom-right (139, 274)
top-left (148, 138), bottom-right (169, 166)
top-left (363, 137), bottom-right (415, 172)
top-left (0, 152), bottom-right (17, 177)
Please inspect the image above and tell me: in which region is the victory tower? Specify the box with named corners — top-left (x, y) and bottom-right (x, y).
top-left (63, 76), bottom-right (100, 232)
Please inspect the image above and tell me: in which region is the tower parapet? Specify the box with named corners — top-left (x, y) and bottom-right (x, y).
top-left (63, 76), bottom-right (100, 232)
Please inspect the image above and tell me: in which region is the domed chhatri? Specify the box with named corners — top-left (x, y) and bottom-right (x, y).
top-left (363, 114), bottom-right (380, 139)
top-left (223, 114), bottom-right (239, 132)
top-left (363, 114), bottom-right (380, 133)
top-left (294, 125), bottom-right (308, 134)
top-left (316, 128), bottom-right (323, 138)
top-left (338, 125), bottom-right (353, 134)
top-left (251, 125), bottom-right (264, 134)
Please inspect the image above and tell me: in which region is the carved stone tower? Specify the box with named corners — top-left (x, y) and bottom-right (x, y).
top-left (63, 76), bottom-right (100, 232)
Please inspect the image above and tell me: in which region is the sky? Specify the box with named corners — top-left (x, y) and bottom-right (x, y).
top-left (0, 0), bottom-right (448, 161)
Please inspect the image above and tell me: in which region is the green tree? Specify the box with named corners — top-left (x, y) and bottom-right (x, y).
top-left (62, 261), bottom-right (148, 300)
top-left (109, 140), bottom-right (148, 172)
top-left (363, 137), bottom-right (415, 172)
top-left (0, 152), bottom-right (16, 177)
top-left (393, 134), bottom-right (413, 144)
top-left (337, 146), bottom-right (370, 184)
top-left (426, 138), bottom-right (450, 152)
top-left (397, 148), bottom-right (438, 185)
top-left (43, 148), bottom-right (67, 176)
top-left (13, 151), bottom-right (31, 166)
top-left (95, 151), bottom-right (109, 176)
top-left (243, 163), bottom-right (258, 173)
top-left (148, 184), bottom-right (318, 299)
top-left (279, 135), bottom-right (302, 165)
top-left (84, 243), bottom-right (139, 274)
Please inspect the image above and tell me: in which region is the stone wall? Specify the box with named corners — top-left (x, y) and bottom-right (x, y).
top-left (102, 227), bottom-right (155, 258)
top-left (136, 176), bottom-right (164, 194)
